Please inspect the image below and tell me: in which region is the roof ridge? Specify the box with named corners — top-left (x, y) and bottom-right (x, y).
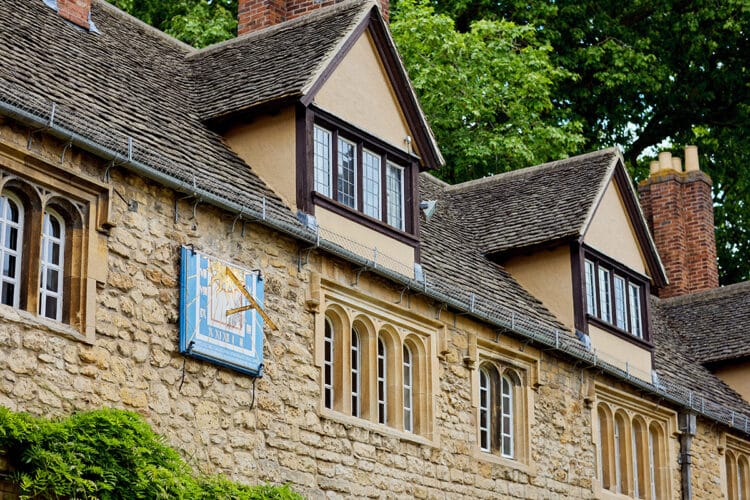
top-left (661, 280), bottom-right (750, 306)
top-left (420, 172), bottom-right (451, 189)
top-left (446, 147), bottom-right (620, 193)
top-left (94, 0), bottom-right (195, 53)
top-left (189, 0), bottom-right (373, 59)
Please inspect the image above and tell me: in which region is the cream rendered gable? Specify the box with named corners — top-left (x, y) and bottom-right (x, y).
top-left (314, 30), bottom-right (416, 156)
top-left (584, 179), bottom-right (648, 276)
top-left (584, 178), bottom-right (653, 383)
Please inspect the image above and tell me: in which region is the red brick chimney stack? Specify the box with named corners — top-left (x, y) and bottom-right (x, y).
top-left (638, 146), bottom-right (719, 298)
top-left (58, 0), bottom-right (91, 30)
top-left (238, 0), bottom-right (389, 36)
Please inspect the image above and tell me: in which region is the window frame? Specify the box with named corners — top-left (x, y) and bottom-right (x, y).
top-left (577, 245), bottom-right (652, 346)
top-left (301, 108), bottom-right (420, 247)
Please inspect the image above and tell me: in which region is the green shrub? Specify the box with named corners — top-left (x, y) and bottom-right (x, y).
top-left (0, 407), bottom-right (302, 499)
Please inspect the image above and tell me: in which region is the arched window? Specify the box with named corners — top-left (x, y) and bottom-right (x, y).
top-left (377, 336), bottom-right (387, 424)
top-left (631, 418), bottom-right (647, 499)
top-left (738, 455), bottom-right (749, 500)
top-left (728, 452), bottom-right (739, 500)
top-left (0, 194), bottom-right (23, 308)
top-left (39, 209), bottom-right (65, 321)
top-left (323, 318), bottom-right (334, 410)
top-left (351, 327), bottom-right (361, 417)
top-left (403, 344), bottom-right (413, 432)
top-left (614, 413), bottom-right (627, 494)
top-left (649, 422), bottom-right (665, 499)
top-left (500, 374), bottom-right (514, 458)
top-left (479, 367), bottom-right (491, 452)
top-left (598, 405), bottom-right (614, 490)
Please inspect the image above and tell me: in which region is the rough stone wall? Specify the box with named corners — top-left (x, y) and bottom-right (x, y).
top-left (0, 120), bottom-right (741, 499)
top-left (690, 418), bottom-right (725, 499)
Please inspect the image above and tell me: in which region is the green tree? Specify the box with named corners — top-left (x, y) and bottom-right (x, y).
top-left (107, 0), bottom-right (238, 48)
top-left (420, 0), bottom-right (750, 284)
top-left (391, 0), bottom-right (585, 182)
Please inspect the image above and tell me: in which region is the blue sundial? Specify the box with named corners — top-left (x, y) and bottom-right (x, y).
top-left (179, 246), bottom-right (266, 377)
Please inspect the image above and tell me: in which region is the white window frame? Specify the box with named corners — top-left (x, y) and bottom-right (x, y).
top-left (39, 209), bottom-right (65, 322)
top-left (377, 336), bottom-right (387, 424)
top-left (337, 137), bottom-right (357, 209)
top-left (629, 283), bottom-right (643, 339)
top-left (313, 125), bottom-right (333, 197)
top-left (500, 375), bottom-right (514, 458)
top-left (362, 149), bottom-right (382, 220)
top-left (0, 194), bottom-right (23, 309)
top-left (479, 368), bottom-right (490, 452)
top-left (614, 275), bottom-right (627, 330)
top-left (598, 267), bottom-right (612, 323)
top-left (386, 162), bottom-right (405, 231)
top-left (403, 345), bottom-right (413, 432)
top-left (323, 319), bottom-right (334, 409)
top-left (585, 259), bottom-right (597, 317)
top-left (351, 328), bottom-right (361, 417)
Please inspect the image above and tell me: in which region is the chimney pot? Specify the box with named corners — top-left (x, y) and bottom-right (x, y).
top-left (658, 151), bottom-right (673, 172)
top-left (649, 161), bottom-right (660, 175)
top-left (671, 157), bottom-right (683, 172)
top-left (685, 145), bottom-right (700, 172)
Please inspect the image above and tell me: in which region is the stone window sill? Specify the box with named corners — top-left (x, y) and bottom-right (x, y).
top-left (0, 304), bottom-right (92, 345)
top-left (472, 448), bottom-right (536, 476)
top-left (320, 407), bottom-right (437, 448)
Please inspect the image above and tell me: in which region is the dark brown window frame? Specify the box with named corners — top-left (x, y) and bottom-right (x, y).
top-left (296, 105), bottom-right (421, 250)
top-left (571, 242), bottom-right (653, 348)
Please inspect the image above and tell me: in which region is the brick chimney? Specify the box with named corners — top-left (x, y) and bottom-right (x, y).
top-left (638, 146), bottom-right (719, 298)
top-left (58, 0), bottom-right (91, 30)
top-left (238, 0), bottom-right (389, 36)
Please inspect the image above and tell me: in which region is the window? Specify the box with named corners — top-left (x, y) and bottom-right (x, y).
top-left (403, 345), bottom-right (413, 432)
top-left (39, 210), bottom-right (65, 321)
top-left (377, 337), bottom-right (387, 424)
top-left (595, 389), bottom-right (674, 499)
top-left (476, 362), bottom-right (526, 461)
top-left (0, 146), bottom-right (111, 341)
top-left (310, 122), bottom-right (412, 233)
top-left (320, 299), bottom-right (433, 437)
top-left (337, 138), bottom-right (356, 208)
top-left (583, 251), bottom-right (649, 341)
top-left (363, 150), bottom-right (381, 220)
top-left (726, 437), bottom-right (750, 500)
top-left (324, 319), bottom-right (334, 409)
top-left (351, 328), bottom-right (361, 417)
top-left (0, 194), bottom-right (23, 308)
top-left (386, 163), bottom-right (404, 231)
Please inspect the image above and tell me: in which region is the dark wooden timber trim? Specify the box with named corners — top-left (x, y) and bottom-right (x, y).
top-left (582, 243), bottom-right (653, 344)
top-left (570, 240), bottom-right (586, 333)
top-left (296, 104), bottom-right (313, 214)
top-left (612, 160), bottom-right (668, 288)
top-left (312, 192), bottom-right (420, 248)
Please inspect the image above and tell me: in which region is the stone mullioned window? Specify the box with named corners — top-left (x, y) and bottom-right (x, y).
top-left (725, 435), bottom-right (750, 500)
top-left (0, 140), bottom-right (111, 341)
top-left (316, 278), bottom-right (436, 439)
top-left (594, 385), bottom-right (676, 499)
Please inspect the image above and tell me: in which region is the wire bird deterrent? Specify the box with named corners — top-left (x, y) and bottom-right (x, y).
top-left (0, 77), bottom-right (748, 437)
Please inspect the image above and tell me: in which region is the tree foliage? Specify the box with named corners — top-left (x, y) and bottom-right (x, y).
top-left (0, 407), bottom-right (301, 499)
top-left (420, 0), bottom-right (750, 284)
top-left (107, 0), bottom-right (238, 48)
top-left (391, 0), bottom-right (585, 182)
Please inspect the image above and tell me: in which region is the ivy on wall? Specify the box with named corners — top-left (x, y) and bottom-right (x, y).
top-left (0, 407), bottom-right (301, 499)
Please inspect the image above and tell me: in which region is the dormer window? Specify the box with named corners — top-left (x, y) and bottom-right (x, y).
top-left (583, 250), bottom-right (649, 342)
top-left (306, 110), bottom-right (418, 241)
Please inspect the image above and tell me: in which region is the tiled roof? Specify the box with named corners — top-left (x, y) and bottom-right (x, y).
top-left (446, 149), bottom-right (618, 256)
top-left (651, 296), bottom-right (750, 415)
top-left (657, 282), bottom-right (750, 364)
top-left (0, 0), bottom-right (297, 226)
top-left (188, 0), bottom-right (372, 121)
top-left (419, 174), bottom-right (568, 330)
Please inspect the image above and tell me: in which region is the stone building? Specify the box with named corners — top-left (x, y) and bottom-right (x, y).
top-left (0, 0), bottom-right (748, 498)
